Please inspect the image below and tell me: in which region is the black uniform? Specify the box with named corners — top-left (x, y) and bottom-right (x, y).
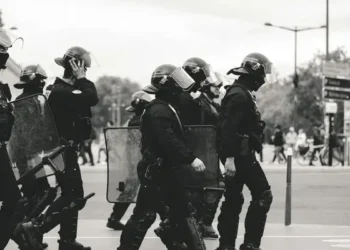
top-left (108, 114), bottom-right (141, 228)
top-left (195, 93), bottom-right (223, 229)
top-left (218, 79), bottom-right (272, 249)
top-left (177, 92), bottom-right (201, 125)
top-left (20, 77), bottom-right (99, 248)
top-left (118, 98), bottom-right (204, 250)
top-left (48, 77), bottom-right (98, 240)
top-left (0, 82), bottom-right (22, 249)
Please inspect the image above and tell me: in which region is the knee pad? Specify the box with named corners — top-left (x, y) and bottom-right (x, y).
top-left (255, 190), bottom-right (273, 213)
top-left (139, 211), bottom-right (157, 228)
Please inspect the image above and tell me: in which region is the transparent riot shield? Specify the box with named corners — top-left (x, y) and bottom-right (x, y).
top-left (105, 127), bottom-right (141, 203)
top-left (106, 125), bottom-right (219, 203)
top-left (7, 94), bottom-right (65, 181)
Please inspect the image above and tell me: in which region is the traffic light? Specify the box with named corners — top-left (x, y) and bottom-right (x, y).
top-left (293, 73), bottom-right (299, 88)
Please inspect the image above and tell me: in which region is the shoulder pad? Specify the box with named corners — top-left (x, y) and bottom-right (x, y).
top-left (146, 100), bottom-right (174, 119)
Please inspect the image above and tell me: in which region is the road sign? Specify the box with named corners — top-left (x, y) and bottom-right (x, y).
top-left (324, 77), bottom-right (350, 89)
top-left (325, 102), bottom-right (338, 114)
top-left (322, 61), bottom-right (350, 77)
top-left (324, 89), bottom-right (350, 101)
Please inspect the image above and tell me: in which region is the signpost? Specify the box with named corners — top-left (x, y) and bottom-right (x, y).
top-left (322, 61), bottom-right (350, 166)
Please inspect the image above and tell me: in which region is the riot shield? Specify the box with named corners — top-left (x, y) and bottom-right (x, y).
top-left (7, 94), bottom-right (65, 181)
top-left (106, 125), bottom-right (219, 203)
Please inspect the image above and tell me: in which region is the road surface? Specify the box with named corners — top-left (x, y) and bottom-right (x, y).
top-left (6, 144), bottom-right (350, 249)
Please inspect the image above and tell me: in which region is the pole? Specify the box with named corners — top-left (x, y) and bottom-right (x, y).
top-left (116, 91), bottom-right (121, 127)
top-left (326, 0), bottom-right (329, 60)
top-left (328, 114), bottom-right (333, 166)
top-left (285, 147), bottom-right (292, 226)
top-left (293, 29), bottom-right (298, 129)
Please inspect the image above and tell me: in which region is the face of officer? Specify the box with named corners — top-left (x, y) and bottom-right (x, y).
top-left (0, 45), bottom-right (9, 70)
top-left (209, 85), bottom-right (220, 98)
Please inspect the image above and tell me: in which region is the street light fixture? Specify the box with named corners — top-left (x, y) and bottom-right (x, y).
top-left (264, 22), bottom-right (326, 88)
top-left (264, 21), bottom-right (326, 130)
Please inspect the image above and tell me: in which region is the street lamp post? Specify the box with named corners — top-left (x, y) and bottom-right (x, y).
top-left (264, 22), bottom-right (326, 128)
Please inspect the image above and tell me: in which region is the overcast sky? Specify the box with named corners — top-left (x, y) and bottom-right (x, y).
top-left (1, 0), bottom-right (350, 86)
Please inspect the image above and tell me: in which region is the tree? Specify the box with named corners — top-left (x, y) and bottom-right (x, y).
top-left (92, 75), bottom-right (141, 128)
top-left (0, 9), bottom-right (4, 28)
top-left (257, 47), bottom-right (350, 137)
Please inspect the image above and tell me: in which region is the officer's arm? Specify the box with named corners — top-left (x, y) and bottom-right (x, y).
top-left (150, 117), bottom-right (196, 165)
top-left (74, 78), bottom-right (99, 106)
top-left (220, 92), bottom-right (246, 158)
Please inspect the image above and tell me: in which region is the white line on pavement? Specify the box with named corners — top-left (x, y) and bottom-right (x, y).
top-left (324, 240), bottom-right (350, 242)
top-left (330, 245), bottom-right (350, 248)
top-left (42, 236), bottom-right (350, 239)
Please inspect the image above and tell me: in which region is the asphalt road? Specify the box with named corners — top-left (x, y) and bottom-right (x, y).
top-left (6, 142), bottom-right (350, 250)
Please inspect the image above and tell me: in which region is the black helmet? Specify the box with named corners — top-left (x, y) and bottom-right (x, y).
top-left (227, 53), bottom-right (272, 79)
top-left (183, 57), bottom-right (217, 85)
top-left (125, 91), bottom-right (153, 112)
top-left (54, 46), bottom-right (91, 68)
top-left (143, 64), bottom-right (195, 94)
top-left (14, 65), bottom-right (47, 89)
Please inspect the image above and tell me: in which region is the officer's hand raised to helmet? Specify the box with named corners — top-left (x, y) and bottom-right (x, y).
top-left (191, 158), bottom-right (206, 172)
top-left (224, 157), bottom-right (236, 177)
top-left (70, 59), bottom-right (86, 79)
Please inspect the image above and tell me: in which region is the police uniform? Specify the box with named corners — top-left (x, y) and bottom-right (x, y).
top-left (217, 53), bottom-right (273, 250)
top-left (0, 29), bottom-right (24, 249)
top-left (118, 64), bottom-right (205, 250)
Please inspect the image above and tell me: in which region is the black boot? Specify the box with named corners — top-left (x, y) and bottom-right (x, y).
top-left (106, 203), bottom-right (129, 230)
top-left (215, 247), bottom-right (237, 250)
top-left (59, 211), bottom-right (91, 250)
top-left (58, 239), bottom-right (91, 250)
top-left (239, 243), bottom-right (261, 250)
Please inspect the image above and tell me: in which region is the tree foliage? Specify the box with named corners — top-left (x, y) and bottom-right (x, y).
top-left (0, 9), bottom-right (4, 28)
top-left (92, 75), bottom-right (141, 128)
top-left (257, 47), bottom-right (350, 138)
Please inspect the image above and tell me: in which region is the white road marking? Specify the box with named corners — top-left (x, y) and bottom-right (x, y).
top-left (324, 240), bottom-right (350, 243)
top-left (330, 245), bottom-right (350, 248)
top-left (42, 236), bottom-right (350, 239)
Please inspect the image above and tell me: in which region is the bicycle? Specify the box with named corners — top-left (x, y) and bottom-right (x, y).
top-left (297, 143), bottom-right (344, 166)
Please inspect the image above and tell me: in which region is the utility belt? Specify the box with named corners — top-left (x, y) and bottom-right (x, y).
top-left (74, 115), bottom-right (92, 142)
top-left (238, 132), bottom-right (263, 156)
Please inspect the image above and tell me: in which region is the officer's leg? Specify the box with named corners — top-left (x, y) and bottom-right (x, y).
top-left (0, 146), bottom-right (23, 249)
top-left (217, 167), bottom-right (245, 249)
top-left (118, 185), bottom-right (157, 250)
top-left (201, 190), bottom-right (223, 239)
top-left (106, 203), bottom-right (130, 230)
top-left (165, 174), bottom-right (205, 250)
top-left (58, 147), bottom-right (89, 250)
top-left (240, 156), bottom-right (272, 250)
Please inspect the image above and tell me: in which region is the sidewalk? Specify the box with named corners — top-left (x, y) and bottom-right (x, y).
top-left (79, 161), bottom-right (350, 173)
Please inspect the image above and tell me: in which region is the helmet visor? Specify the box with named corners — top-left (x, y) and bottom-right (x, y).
top-left (203, 64), bottom-right (218, 84)
top-left (171, 67), bottom-right (195, 91)
top-left (264, 62), bottom-right (277, 84)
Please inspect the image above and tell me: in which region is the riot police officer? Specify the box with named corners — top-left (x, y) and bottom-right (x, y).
top-left (217, 53), bottom-right (273, 250)
top-left (195, 72), bottom-right (223, 239)
top-left (0, 28), bottom-right (23, 250)
top-left (177, 57), bottom-right (209, 125)
top-left (117, 64), bottom-right (206, 250)
top-left (22, 46), bottom-right (98, 250)
top-left (107, 90), bottom-right (152, 230)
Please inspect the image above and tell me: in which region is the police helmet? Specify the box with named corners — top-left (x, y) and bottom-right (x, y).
top-left (227, 53), bottom-right (272, 79)
top-left (125, 91), bottom-right (153, 112)
top-left (54, 46), bottom-right (91, 69)
top-left (143, 64), bottom-right (195, 94)
top-left (14, 65), bottom-right (47, 89)
top-left (183, 57), bottom-right (218, 85)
